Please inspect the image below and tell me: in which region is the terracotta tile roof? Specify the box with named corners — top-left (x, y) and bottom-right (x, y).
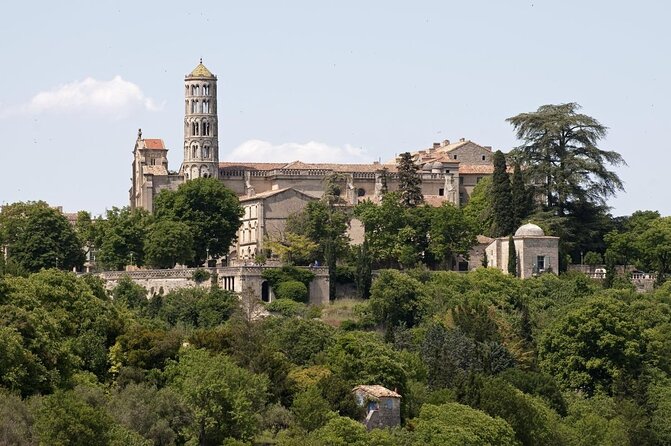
top-left (353, 385), bottom-right (401, 399)
top-left (239, 187), bottom-right (319, 202)
top-left (459, 165), bottom-right (494, 174)
top-left (220, 162), bottom-right (288, 170)
top-left (142, 139), bottom-right (166, 150)
top-left (219, 161), bottom-right (397, 173)
top-left (477, 235), bottom-right (495, 244)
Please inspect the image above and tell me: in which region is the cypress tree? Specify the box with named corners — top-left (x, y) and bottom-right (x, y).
top-left (355, 238), bottom-right (373, 298)
top-left (491, 151), bottom-right (513, 236)
top-left (397, 152), bottom-right (424, 207)
top-left (508, 235), bottom-right (517, 277)
top-left (511, 162), bottom-right (530, 230)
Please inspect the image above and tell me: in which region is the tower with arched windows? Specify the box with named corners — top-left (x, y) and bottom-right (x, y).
top-left (182, 59), bottom-right (219, 180)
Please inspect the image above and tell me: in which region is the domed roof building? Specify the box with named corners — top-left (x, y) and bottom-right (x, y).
top-left (484, 222), bottom-right (559, 279)
top-left (514, 223), bottom-right (545, 237)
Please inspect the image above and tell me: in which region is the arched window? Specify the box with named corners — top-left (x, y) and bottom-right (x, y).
top-left (205, 122), bottom-right (210, 136)
top-left (191, 85), bottom-right (196, 96)
top-left (204, 146), bottom-right (210, 159)
top-left (203, 100), bottom-right (209, 113)
top-left (203, 84), bottom-right (210, 96)
top-left (195, 85), bottom-right (200, 96)
top-left (191, 100), bottom-right (196, 113)
top-left (192, 145), bottom-right (198, 158)
top-left (357, 188), bottom-right (366, 197)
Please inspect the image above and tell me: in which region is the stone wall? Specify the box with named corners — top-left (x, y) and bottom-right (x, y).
top-left (95, 266), bottom-right (330, 305)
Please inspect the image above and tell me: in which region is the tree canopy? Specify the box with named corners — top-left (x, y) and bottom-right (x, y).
top-left (154, 178), bottom-right (243, 266)
top-left (507, 103), bottom-right (625, 215)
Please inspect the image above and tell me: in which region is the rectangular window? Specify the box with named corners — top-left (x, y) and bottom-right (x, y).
top-left (476, 176), bottom-right (483, 183)
top-left (439, 188), bottom-right (444, 196)
top-left (459, 177), bottom-right (464, 185)
top-left (537, 256), bottom-right (545, 271)
top-left (453, 154), bottom-right (458, 160)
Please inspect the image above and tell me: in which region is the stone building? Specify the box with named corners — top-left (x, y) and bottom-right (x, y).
top-left (485, 223), bottom-right (559, 279)
top-left (353, 385), bottom-right (401, 430)
top-left (130, 61), bottom-right (499, 262)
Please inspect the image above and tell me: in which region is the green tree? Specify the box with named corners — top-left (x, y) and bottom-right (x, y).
top-left (34, 390), bottom-right (114, 446)
top-left (508, 235), bottom-right (517, 277)
top-left (107, 383), bottom-right (193, 445)
top-left (507, 103), bottom-right (625, 215)
top-left (291, 386), bottom-right (336, 432)
top-left (95, 206), bottom-right (152, 270)
top-left (166, 348), bottom-right (268, 444)
top-left (638, 216), bottom-right (671, 283)
top-left (511, 162), bottom-right (531, 229)
top-left (583, 251), bottom-right (603, 267)
top-left (369, 270), bottom-right (426, 337)
top-left (491, 150), bottom-right (514, 236)
top-left (354, 239), bottom-right (373, 299)
top-left (538, 296), bottom-right (644, 395)
top-left (145, 220), bottom-right (194, 268)
top-left (0, 201), bottom-right (85, 272)
top-left (412, 403), bottom-right (519, 446)
top-left (397, 152), bottom-right (423, 207)
top-left (154, 178), bottom-right (243, 266)
top-left (462, 176), bottom-right (494, 237)
top-left (428, 204), bottom-right (476, 270)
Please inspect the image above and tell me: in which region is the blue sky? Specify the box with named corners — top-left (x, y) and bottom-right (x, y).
top-left (1, 1), bottom-right (669, 216)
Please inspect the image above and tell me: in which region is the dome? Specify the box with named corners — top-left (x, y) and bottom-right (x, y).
top-left (515, 223), bottom-right (545, 237)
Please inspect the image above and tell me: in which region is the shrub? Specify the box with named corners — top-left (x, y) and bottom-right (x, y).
top-left (262, 266), bottom-right (315, 288)
top-left (191, 268), bottom-right (211, 283)
top-left (275, 280), bottom-right (309, 303)
top-left (266, 299), bottom-right (306, 317)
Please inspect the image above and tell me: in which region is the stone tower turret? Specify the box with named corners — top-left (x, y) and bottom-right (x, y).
top-left (182, 59), bottom-right (219, 180)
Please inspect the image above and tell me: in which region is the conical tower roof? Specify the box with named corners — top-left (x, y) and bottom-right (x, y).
top-left (187, 59), bottom-right (215, 78)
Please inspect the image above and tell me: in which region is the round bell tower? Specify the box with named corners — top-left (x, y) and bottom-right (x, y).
top-left (183, 59), bottom-right (219, 180)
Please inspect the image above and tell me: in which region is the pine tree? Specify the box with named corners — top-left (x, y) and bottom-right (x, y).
top-left (397, 152), bottom-right (423, 207)
top-left (511, 162), bottom-right (530, 230)
top-left (508, 235), bottom-right (517, 277)
top-left (491, 151), bottom-right (513, 236)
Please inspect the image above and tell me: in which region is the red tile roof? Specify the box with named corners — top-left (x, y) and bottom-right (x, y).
top-left (219, 161), bottom-right (397, 173)
top-left (142, 139), bottom-right (165, 150)
top-left (459, 165), bottom-right (494, 174)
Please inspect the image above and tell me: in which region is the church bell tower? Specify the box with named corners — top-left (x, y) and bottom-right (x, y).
top-left (182, 59), bottom-right (219, 180)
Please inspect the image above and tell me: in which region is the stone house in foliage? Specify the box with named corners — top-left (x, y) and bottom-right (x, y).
top-left (353, 385), bottom-right (401, 430)
top-left (485, 223), bottom-right (559, 279)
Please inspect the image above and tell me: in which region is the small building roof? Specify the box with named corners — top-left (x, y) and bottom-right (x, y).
top-left (141, 139), bottom-right (166, 150)
top-left (238, 187), bottom-right (319, 202)
top-left (515, 223), bottom-right (545, 237)
top-left (353, 385), bottom-right (401, 399)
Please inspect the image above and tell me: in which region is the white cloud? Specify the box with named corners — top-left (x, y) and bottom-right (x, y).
top-left (225, 139), bottom-right (372, 164)
top-left (2, 76), bottom-right (161, 117)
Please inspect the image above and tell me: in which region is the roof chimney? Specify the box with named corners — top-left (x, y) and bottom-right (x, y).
top-left (442, 139), bottom-right (450, 146)
top-left (433, 142), bottom-right (440, 149)
top-left (459, 137), bottom-right (466, 142)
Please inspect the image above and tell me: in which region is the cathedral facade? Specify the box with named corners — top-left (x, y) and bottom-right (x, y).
top-left (130, 62), bottom-right (497, 262)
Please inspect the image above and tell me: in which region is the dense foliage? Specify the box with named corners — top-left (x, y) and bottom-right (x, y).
top-left (1, 263), bottom-right (670, 445)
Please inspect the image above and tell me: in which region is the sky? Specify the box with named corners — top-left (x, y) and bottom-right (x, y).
top-left (0, 1), bottom-right (669, 217)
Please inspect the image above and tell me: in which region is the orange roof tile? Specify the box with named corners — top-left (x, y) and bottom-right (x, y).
top-left (219, 161), bottom-right (397, 173)
top-left (353, 385), bottom-right (401, 399)
top-left (142, 139), bottom-right (165, 150)
top-left (459, 165), bottom-right (494, 174)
